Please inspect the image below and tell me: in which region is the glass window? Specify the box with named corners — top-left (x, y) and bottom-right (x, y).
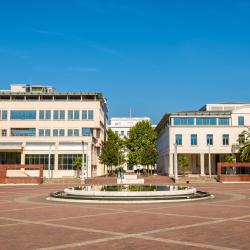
top-left (60, 110), bottom-right (65, 120)
top-left (121, 131), bottom-right (124, 136)
top-left (45, 129), bottom-right (50, 136)
top-left (1, 129), bottom-right (7, 136)
top-left (58, 154), bottom-right (82, 170)
top-left (25, 154), bottom-right (54, 170)
top-left (82, 110), bottom-right (87, 120)
top-left (207, 134), bottom-right (213, 145)
top-left (68, 129), bottom-right (73, 136)
top-left (175, 134), bottom-right (182, 145)
top-left (53, 111), bottom-right (59, 120)
top-left (39, 129), bottom-right (45, 136)
top-left (45, 110), bottom-right (51, 120)
top-left (239, 134), bottom-right (245, 144)
top-left (88, 110), bottom-right (94, 120)
top-left (191, 134), bottom-right (197, 145)
top-left (173, 117), bottom-right (194, 125)
top-left (58, 129), bottom-right (64, 136)
top-left (222, 134), bottom-right (229, 145)
top-left (74, 129), bottom-right (79, 136)
top-left (196, 117), bottom-right (217, 126)
top-left (68, 110), bottom-right (73, 120)
top-left (1, 110), bottom-right (8, 120)
top-left (74, 110), bottom-right (80, 120)
top-left (238, 116), bottom-right (244, 126)
top-left (82, 128), bottom-right (93, 136)
top-left (39, 110), bottom-right (44, 120)
top-left (11, 128), bottom-right (36, 136)
top-left (53, 129), bottom-right (58, 136)
top-left (218, 117), bottom-right (230, 125)
top-left (10, 110), bottom-right (36, 120)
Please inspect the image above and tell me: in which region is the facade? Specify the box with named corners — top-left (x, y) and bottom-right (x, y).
top-left (109, 117), bottom-right (152, 171)
top-left (0, 84), bottom-right (108, 178)
top-left (156, 103), bottom-right (250, 177)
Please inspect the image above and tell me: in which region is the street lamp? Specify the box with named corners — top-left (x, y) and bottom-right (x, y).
top-left (81, 141), bottom-right (88, 181)
top-left (174, 143), bottom-right (178, 181)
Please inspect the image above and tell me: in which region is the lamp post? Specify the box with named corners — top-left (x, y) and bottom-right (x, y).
top-left (174, 143), bottom-right (178, 181)
top-left (207, 143), bottom-right (211, 178)
top-left (81, 141), bottom-right (88, 181)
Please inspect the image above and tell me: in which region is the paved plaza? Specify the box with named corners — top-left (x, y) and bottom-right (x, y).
top-left (0, 183), bottom-right (250, 249)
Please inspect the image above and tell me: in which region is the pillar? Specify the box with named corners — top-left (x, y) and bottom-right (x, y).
top-left (200, 153), bottom-right (205, 176)
top-left (169, 153), bottom-right (174, 177)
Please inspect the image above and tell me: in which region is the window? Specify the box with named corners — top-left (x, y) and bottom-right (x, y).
top-left (58, 154), bottom-right (82, 170)
top-left (74, 110), bottom-right (80, 120)
top-left (82, 128), bottom-right (93, 136)
top-left (68, 129), bottom-right (73, 136)
top-left (173, 117), bottom-right (194, 125)
top-left (25, 154), bottom-right (54, 170)
top-left (222, 134), bottom-right (229, 145)
top-left (39, 129), bottom-right (44, 136)
top-left (45, 110), bottom-right (51, 120)
top-left (74, 129), bottom-right (79, 136)
top-left (60, 110), bottom-right (65, 120)
top-left (39, 110), bottom-right (45, 120)
top-left (1, 110), bottom-right (7, 120)
top-left (218, 118), bottom-right (230, 126)
top-left (121, 131), bottom-right (124, 136)
top-left (1, 129), bottom-right (7, 136)
top-left (239, 134), bottom-right (245, 144)
top-left (88, 110), bottom-right (94, 120)
top-left (59, 129), bottom-right (65, 136)
top-left (238, 116), bottom-right (244, 126)
top-left (196, 117), bottom-right (217, 126)
top-left (53, 129), bottom-right (59, 136)
top-left (82, 110), bottom-right (87, 120)
top-left (10, 110), bottom-right (36, 120)
top-left (206, 134), bottom-right (213, 145)
top-left (45, 129), bottom-right (50, 136)
top-left (175, 134), bottom-right (182, 145)
top-left (68, 110), bottom-right (73, 120)
top-left (11, 128), bottom-right (36, 136)
top-left (53, 111), bottom-right (59, 120)
top-left (191, 134), bottom-right (197, 145)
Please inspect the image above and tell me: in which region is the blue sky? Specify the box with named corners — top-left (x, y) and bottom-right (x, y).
top-left (0, 0), bottom-right (250, 124)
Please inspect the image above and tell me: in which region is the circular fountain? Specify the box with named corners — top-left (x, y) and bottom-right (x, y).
top-left (48, 184), bottom-right (213, 203)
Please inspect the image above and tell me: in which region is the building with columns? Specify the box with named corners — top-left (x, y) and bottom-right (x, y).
top-left (156, 103), bottom-right (250, 177)
top-left (0, 84), bottom-right (108, 178)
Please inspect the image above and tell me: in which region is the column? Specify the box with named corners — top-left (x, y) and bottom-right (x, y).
top-left (174, 152), bottom-right (178, 180)
top-left (54, 142), bottom-right (59, 171)
top-left (21, 143), bottom-right (25, 165)
top-left (200, 153), bottom-right (205, 176)
top-left (169, 153), bottom-right (174, 177)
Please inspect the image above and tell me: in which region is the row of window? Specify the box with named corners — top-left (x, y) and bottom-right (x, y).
top-left (175, 134), bottom-right (231, 146)
top-left (0, 110), bottom-right (94, 120)
top-left (172, 116), bottom-right (245, 126)
top-left (1, 128), bottom-right (93, 137)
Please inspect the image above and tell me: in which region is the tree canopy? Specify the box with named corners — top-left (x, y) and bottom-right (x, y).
top-left (239, 128), bottom-right (250, 162)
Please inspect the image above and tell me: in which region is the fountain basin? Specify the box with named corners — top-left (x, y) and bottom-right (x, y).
top-left (48, 185), bottom-right (213, 203)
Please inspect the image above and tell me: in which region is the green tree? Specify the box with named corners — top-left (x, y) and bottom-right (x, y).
top-left (73, 157), bottom-right (82, 178)
top-left (99, 129), bottom-right (125, 175)
top-left (126, 120), bottom-right (158, 174)
top-left (239, 128), bottom-right (250, 162)
top-left (178, 156), bottom-right (189, 177)
top-left (224, 154), bottom-right (235, 163)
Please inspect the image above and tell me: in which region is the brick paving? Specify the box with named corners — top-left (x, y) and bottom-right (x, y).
top-left (0, 182), bottom-right (250, 249)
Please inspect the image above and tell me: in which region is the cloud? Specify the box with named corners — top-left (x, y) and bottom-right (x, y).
top-left (68, 67), bottom-right (98, 72)
top-left (31, 28), bottom-right (64, 36)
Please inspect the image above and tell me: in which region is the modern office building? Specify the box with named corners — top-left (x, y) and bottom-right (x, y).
top-left (109, 117), bottom-right (153, 171)
top-left (0, 84), bottom-right (108, 178)
top-left (156, 103), bottom-right (250, 177)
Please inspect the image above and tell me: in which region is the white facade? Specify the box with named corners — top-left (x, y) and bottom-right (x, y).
top-left (0, 84), bottom-right (108, 178)
top-left (156, 103), bottom-right (250, 177)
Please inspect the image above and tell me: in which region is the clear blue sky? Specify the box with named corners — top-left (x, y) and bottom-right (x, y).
top-left (0, 0), bottom-right (250, 124)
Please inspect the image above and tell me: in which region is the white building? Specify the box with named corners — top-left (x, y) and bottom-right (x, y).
top-left (109, 117), bottom-right (152, 171)
top-left (0, 84), bottom-right (108, 178)
top-left (156, 103), bottom-right (250, 177)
